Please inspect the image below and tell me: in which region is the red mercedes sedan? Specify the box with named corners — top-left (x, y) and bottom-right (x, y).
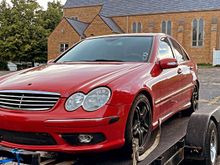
top-left (0, 34), bottom-right (199, 155)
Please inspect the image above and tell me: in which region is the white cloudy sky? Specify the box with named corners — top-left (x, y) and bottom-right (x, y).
top-left (3, 0), bottom-right (67, 9)
top-left (36, 0), bottom-right (66, 9)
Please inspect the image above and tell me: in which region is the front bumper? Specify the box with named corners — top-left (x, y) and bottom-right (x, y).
top-left (0, 104), bottom-right (130, 153)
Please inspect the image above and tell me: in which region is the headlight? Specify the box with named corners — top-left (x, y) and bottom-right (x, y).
top-left (83, 87), bottom-right (111, 111)
top-left (65, 93), bottom-right (85, 111)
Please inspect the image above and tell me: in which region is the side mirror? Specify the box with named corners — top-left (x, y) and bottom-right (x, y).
top-left (159, 58), bottom-right (178, 69)
top-left (47, 59), bottom-right (54, 64)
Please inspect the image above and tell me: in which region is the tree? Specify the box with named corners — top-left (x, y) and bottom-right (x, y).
top-left (41, 1), bottom-right (63, 32)
top-left (0, 0), bottom-right (63, 65)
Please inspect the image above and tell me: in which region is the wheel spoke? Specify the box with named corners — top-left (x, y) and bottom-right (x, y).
top-left (138, 128), bottom-right (144, 146)
top-left (133, 123), bottom-right (139, 136)
top-left (140, 125), bottom-right (148, 134)
top-left (136, 106), bottom-right (141, 122)
top-left (143, 122), bottom-right (149, 130)
top-left (141, 106), bottom-right (148, 120)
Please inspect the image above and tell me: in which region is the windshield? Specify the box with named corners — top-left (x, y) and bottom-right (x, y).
top-left (56, 36), bottom-right (153, 63)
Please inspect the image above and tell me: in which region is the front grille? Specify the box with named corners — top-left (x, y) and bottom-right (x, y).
top-left (0, 90), bottom-right (60, 111)
top-left (0, 129), bottom-right (57, 145)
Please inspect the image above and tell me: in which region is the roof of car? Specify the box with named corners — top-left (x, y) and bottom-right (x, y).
top-left (64, 0), bottom-right (220, 17)
top-left (86, 33), bottom-right (165, 40)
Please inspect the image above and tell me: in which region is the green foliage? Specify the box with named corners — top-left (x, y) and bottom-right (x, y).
top-left (0, 0), bottom-right (63, 64)
top-left (0, 60), bottom-right (8, 70)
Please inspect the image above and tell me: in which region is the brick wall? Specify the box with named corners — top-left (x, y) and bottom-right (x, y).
top-left (113, 10), bottom-right (220, 64)
top-left (85, 15), bottom-right (114, 37)
top-left (63, 6), bottom-right (102, 23)
top-left (48, 18), bottom-right (81, 60)
top-left (50, 6), bottom-right (220, 64)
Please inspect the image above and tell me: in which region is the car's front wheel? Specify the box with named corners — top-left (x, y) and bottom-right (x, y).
top-left (124, 94), bottom-right (152, 155)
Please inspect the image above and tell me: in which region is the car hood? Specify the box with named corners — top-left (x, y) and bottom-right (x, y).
top-left (0, 63), bottom-right (151, 97)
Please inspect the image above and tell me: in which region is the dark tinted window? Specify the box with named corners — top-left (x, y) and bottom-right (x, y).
top-left (138, 22), bottom-right (142, 33)
top-left (161, 21), bottom-right (171, 35)
top-left (133, 23), bottom-right (137, 33)
top-left (60, 43), bottom-right (69, 53)
top-left (56, 37), bottom-right (153, 62)
top-left (192, 19), bottom-right (204, 46)
top-left (170, 38), bottom-right (189, 62)
top-left (158, 37), bottom-right (174, 59)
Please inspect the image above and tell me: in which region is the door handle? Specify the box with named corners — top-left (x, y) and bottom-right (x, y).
top-left (177, 68), bottom-right (182, 74)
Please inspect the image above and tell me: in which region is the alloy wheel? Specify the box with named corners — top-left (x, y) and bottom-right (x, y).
top-left (210, 129), bottom-right (217, 165)
top-left (132, 101), bottom-right (151, 151)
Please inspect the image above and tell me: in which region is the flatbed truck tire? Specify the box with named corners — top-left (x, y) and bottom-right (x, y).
top-left (201, 120), bottom-right (218, 165)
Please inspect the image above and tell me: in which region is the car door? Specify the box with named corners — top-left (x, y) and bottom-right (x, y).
top-left (169, 37), bottom-right (194, 111)
top-left (156, 37), bottom-right (182, 119)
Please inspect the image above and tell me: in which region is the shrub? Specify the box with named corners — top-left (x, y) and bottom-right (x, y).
top-left (0, 61), bottom-right (8, 71)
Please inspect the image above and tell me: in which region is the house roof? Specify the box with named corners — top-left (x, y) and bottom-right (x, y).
top-left (99, 15), bottom-right (123, 33)
top-left (64, 0), bottom-right (220, 17)
top-left (65, 18), bottom-right (89, 38)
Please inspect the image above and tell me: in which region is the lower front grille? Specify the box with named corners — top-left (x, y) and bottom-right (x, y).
top-left (0, 129), bottom-right (57, 146)
top-left (62, 133), bottom-right (106, 146)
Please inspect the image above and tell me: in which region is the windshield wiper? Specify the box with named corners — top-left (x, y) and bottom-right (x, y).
top-left (61, 59), bottom-right (124, 63)
top-left (93, 59), bottom-right (124, 62)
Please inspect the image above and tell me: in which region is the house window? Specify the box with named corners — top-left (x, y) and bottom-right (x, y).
top-left (132, 23), bottom-right (137, 33)
top-left (161, 20), bottom-right (171, 35)
top-left (192, 18), bottom-right (204, 47)
top-left (71, 16), bottom-right (78, 20)
top-left (132, 22), bottom-right (142, 33)
top-left (60, 43), bottom-right (69, 53)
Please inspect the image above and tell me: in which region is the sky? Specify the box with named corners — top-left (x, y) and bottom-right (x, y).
top-left (3, 0), bottom-right (67, 9)
top-left (36, 0), bottom-right (66, 9)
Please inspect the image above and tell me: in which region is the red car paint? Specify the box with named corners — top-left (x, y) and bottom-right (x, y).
top-left (0, 34), bottom-right (198, 153)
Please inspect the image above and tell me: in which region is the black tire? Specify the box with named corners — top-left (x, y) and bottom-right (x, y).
top-left (187, 85), bottom-right (199, 114)
top-left (201, 120), bottom-right (218, 165)
top-left (123, 94), bottom-right (152, 156)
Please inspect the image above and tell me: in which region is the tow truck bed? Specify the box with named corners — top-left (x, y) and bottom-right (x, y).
top-left (0, 114), bottom-right (190, 165)
top-left (0, 105), bottom-right (219, 165)
top-left (140, 116), bottom-right (189, 165)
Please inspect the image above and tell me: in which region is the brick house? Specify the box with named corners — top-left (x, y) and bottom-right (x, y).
top-left (48, 0), bottom-right (220, 64)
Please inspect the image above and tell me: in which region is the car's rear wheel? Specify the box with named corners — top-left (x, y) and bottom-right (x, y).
top-left (123, 94), bottom-right (152, 156)
top-left (188, 85), bottom-right (199, 114)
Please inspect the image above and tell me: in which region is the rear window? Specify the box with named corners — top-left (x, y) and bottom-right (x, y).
top-left (56, 36), bottom-right (153, 63)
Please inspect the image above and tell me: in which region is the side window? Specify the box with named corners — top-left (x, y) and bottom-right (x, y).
top-left (158, 37), bottom-right (174, 59)
top-left (170, 38), bottom-right (189, 62)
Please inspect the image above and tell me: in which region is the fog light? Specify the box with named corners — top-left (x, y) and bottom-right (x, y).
top-left (78, 134), bottom-right (93, 143)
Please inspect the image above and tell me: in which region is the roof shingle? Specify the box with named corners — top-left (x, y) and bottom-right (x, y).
top-left (65, 18), bottom-right (89, 38)
top-left (64, 0), bottom-right (220, 17)
top-left (99, 15), bottom-right (123, 33)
